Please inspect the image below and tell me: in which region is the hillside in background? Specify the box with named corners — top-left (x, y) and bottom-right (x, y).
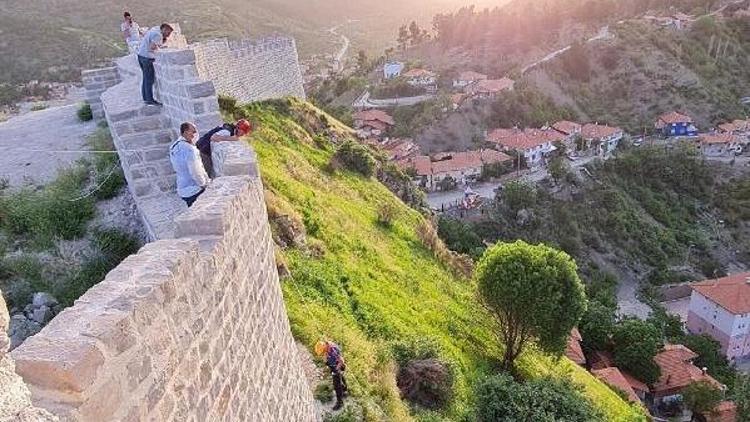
top-left (0, 0), bottom-right (506, 86)
top-left (240, 98), bottom-right (645, 421)
top-left (535, 15), bottom-right (750, 132)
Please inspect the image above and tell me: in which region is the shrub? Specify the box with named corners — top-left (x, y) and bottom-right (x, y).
top-left (0, 166), bottom-right (95, 246)
top-left (391, 337), bottom-right (441, 367)
top-left (30, 103), bottom-right (48, 111)
top-left (474, 375), bottom-right (604, 422)
top-left (77, 103), bottom-right (93, 121)
top-left (218, 95), bottom-right (238, 114)
top-left (416, 220), bottom-right (473, 279)
top-left (333, 140), bottom-right (376, 177)
top-left (314, 382), bottom-right (334, 403)
top-left (376, 202), bottom-right (398, 227)
top-left (396, 358), bottom-right (454, 410)
top-left (612, 319), bottom-right (663, 385)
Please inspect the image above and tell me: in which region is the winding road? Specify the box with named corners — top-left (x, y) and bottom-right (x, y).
top-left (328, 22), bottom-right (352, 74)
top-left (521, 25), bottom-right (611, 75)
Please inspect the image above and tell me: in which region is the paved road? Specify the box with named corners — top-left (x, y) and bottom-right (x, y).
top-left (328, 23), bottom-right (351, 73)
top-left (0, 103), bottom-right (96, 187)
top-left (521, 26), bottom-right (611, 75)
top-left (352, 90), bottom-right (436, 109)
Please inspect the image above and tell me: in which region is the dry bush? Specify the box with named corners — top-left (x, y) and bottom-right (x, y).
top-left (396, 358), bottom-right (453, 410)
top-left (416, 220), bottom-right (473, 279)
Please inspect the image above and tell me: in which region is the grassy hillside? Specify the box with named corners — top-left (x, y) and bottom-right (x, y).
top-left (533, 16), bottom-right (750, 132)
top-left (243, 99), bottom-right (645, 421)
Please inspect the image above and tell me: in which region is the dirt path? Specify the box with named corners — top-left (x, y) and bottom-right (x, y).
top-left (0, 104), bottom-right (96, 187)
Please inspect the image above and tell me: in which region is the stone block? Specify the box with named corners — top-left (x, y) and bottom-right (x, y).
top-left (187, 81), bottom-right (215, 99)
top-left (194, 113), bottom-right (222, 131)
top-left (162, 49), bottom-right (196, 66)
top-left (131, 117), bottom-right (164, 132)
top-left (12, 337), bottom-right (105, 393)
top-left (109, 109), bottom-right (138, 123)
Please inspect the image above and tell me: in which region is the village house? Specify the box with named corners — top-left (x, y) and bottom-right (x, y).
top-left (704, 401), bottom-right (738, 422)
top-left (397, 149), bottom-right (511, 191)
top-left (565, 328), bottom-right (586, 366)
top-left (450, 93), bottom-right (469, 110)
top-left (644, 13), bottom-right (694, 30)
top-left (452, 70), bottom-right (488, 89)
top-left (353, 110), bottom-right (395, 139)
top-left (552, 120), bottom-right (582, 151)
top-left (592, 367), bottom-right (649, 405)
top-left (377, 138), bottom-right (420, 161)
top-left (402, 68), bottom-right (437, 88)
top-left (655, 111), bottom-right (698, 137)
top-left (466, 78), bottom-right (515, 99)
top-left (581, 123), bottom-right (624, 157)
top-left (687, 272), bottom-right (750, 363)
top-left (651, 344), bottom-right (723, 407)
top-left (718, 119), bottom-right (750, 144)
top-left (383, 61), bottom-right (405, 79)
top-left (488, 127), bottom-right (563, 168)
top-left (696, 133), bottom-right (745, 157)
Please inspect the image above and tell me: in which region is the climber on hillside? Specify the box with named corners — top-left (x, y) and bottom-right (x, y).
top-left (121, 12), bottom-right (142, 53)
top-left (169, 122), bottom-right (209, 207)
top-left (196, 119), bottom-right (253, 176)
top-left (136, 23), bottom-right (173, 106)
top-left (315, 340), bottom-right (349, 410)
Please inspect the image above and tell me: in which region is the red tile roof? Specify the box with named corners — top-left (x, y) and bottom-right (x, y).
top-left (691, 272), bottom-right (750, 315)
top-left (457, 71), bottom-right (488, 82)
top-left (590, 350), bottom-right (615, 370)
top-left (621, 370), bottom-right (650, 393)
top-left (354, 110), bottom-right (395, 126)
top-left (488, 128), bottom-right (561, 151)
top-left (397, 149), bottom-right (511, 176)
top-left (700, 133), bottom-right (740, 145)
top-left (553, 120), bottom-right (582, 136)
top-left (379, 138), bottom-right (420, 160)
top-left (718, 119), bottom-right (749, 133)
top-left (706, 401), bottom-right (738, 422)
top-left (471, 78), bottom-right (515, 94)
top-left (397, 155), bottom-right (432, 176)
top-left (581, 123), bottom-right (623, 140)
top-left (402, 68), bottom-right (435, 78)
top-left (451, 93), bottom-right (468, 106)
top-left (592, 367), bottom-right (642, 403)
top-left (565, 328), bottom-right (586, 366)
top-left (652, 344), bottom-right (722, 396)
top-left (658, 111), bottom-right (694, 125)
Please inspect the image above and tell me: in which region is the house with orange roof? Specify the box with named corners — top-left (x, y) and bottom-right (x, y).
top-left (552, 120), bottom-right (582, 147)
top-left (652, 344), bottom-right (724, 406)
top-left (378, 138), bottom-right (420, 161)
top-left (402, 68), bottom-right (437, 88)
top-left (450, 93), bottom-right (469, 110)
top-left (581, 123), bottom-right (624, 157)
top-left (592, 367), bottom-right (646, 404)
top-left (704, 400), bottom-right (737, 422)
top-left (697, 133), bottom-right (745, 157)
top-left (397, 149), bottom-right (512, 191)
top-left (453, 70), bottom-right (488, 89)
top-left (467, 78), bottom-right (515, 99)
top-left (487, 127), bottom-right (561, 168)
top-left (687, 272), bottom-right (750, 362)
top-left (353, 110), bottom-right (395, 139)
top-left (565, 328), bottom-right (586, 366)
top-left (717, 119), bottom-right (749, 135)
top-left (656, 111), bottom-right (698, 137)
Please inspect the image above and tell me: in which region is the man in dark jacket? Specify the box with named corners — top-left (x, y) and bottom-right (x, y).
top-left (196, 119), bottom-right (252, 176)
top-left (316, 341), bottom-right (349, 410)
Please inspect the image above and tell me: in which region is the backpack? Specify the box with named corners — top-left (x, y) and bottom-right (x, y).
top-left (196, 123), bottom-right (235, 155)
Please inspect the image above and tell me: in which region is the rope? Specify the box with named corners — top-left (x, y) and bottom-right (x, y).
top-left (67, 165), bottom-right (120, 202)
top-left (11, 148), bottom-right (143, 154)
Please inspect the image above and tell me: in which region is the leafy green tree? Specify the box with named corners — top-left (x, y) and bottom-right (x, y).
top-left (734, 374), bottom-right (750, 422)
top-left (612, 319), bottom-right (663, 385)
top-left (437, 217), bottom-right (484, 258)
top-left (356, 50), bottom-right (368, 73)
top-left (476, 241), bottom-right (587, 369)
top-left (474, 374), bottom-right (604, 422)
top-left (579, 300), bottom-right (616, 351)
top-left (397, 25), bottom-right (409, 50)
top-left (408, 21), bottom-right (423, 45)
top-left (501, 181), bottom-right (537, 213)
top-left (683, 381), bottom-right (723, 421)
top-left (548, 156), bottom-right (570, 184)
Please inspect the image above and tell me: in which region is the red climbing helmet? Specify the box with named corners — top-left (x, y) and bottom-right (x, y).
top-left (236, 119), bottom-right (252, 136)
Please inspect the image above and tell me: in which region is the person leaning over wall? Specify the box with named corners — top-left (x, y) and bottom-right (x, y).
top-left (170, 122), bottom-right (209, 207)
top-left (136, 23), bottom-right (173, 106)
top-left (195, 119), bottom-right (253, 176)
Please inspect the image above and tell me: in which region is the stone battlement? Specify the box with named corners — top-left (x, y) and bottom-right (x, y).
top-left (2, 28), bottom-right (316, 421)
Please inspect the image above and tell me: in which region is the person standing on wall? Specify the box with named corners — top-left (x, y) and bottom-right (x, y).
top-left (170, 122), bottom-right (209, 207)
top-left (121, 12), bottom-right (142, 53)
top-left (315, 340), bottom-right (349, 411)
top-left (196, 119), bottom-right (253, 177)
top-left (136, 23), bottom-right (173, 106)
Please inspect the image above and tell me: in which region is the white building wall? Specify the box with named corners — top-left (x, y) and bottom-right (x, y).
top-left (689, 291), bottom-right (736, 337)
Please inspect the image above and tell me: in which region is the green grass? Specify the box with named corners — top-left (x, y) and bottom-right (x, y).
top-left (86, 126), bottom-right (125, 200)
top-left (247, 99), bottom-right (646, 421)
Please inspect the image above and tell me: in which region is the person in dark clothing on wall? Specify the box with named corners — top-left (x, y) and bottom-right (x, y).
top-left (315, 340), bottom-right (349, 410)
top-left (195, 119), bottom-right (252, 176)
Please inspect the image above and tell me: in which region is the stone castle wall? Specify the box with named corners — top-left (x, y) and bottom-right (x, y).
top-left (4, 29), bottom-right (317, 421)
top-left (81, 67), bottom-right (120, 120)
top-left (193, 36), bottom-right (306, 104)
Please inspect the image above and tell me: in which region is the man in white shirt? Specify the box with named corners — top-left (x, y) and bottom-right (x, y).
top-left (121, 12), bottom-right (142, 52)
top-left (169, 122), bottom-right (209, 207)
top-left (136, 23), bottom-right (173, 106)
